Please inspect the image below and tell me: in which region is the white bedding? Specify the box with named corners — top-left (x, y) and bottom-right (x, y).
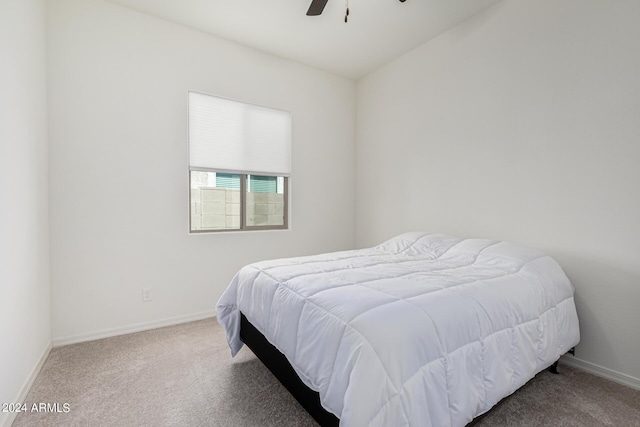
top-left (216, 232), bottom-right (580, 426)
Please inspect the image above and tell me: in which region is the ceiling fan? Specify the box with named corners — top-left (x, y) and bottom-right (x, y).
top-left (307, 0), bottom-right (407, 22)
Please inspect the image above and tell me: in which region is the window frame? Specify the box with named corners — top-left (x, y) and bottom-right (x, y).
top-left (187, 91), bottom-right (291, 234)
top-left (189, 169), bottom-right (289, 234)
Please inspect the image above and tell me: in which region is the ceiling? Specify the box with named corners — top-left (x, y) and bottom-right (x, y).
top-left (107, 0), bottom-right (502, 79)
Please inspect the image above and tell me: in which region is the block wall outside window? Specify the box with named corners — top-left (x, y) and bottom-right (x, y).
top-left (190, 187), bottom-right (241, 231)
top-left (246, 192), bottom-right (285, 227)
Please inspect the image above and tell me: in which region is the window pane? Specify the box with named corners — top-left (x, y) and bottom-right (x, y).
top-left (190, 171), bottom-right (240, 231)
top-left (246, 175), bottom-right (285, 227)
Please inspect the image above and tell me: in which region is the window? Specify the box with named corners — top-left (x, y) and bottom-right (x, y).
top-left (188, 92), bottom-right (290, 232)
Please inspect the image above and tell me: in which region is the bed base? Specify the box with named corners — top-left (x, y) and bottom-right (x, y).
top-left (239, 312), bottom-right (568, 426)
top-left (240, 313), bottom-right (339, 426)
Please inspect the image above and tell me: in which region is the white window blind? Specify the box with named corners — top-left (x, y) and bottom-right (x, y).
top-left (189, 92), bottom-right (291, 176)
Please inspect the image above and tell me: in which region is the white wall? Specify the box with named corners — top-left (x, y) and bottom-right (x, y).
top-left (48, 0), bottom-right (356, 343)
top-left (0, 0), bottom-right (51, 425)
top-left (357, 0), bottom-right (640, 381)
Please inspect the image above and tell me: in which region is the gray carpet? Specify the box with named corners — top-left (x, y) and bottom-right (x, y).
top-left (13, 319), bottom-right (640, 426)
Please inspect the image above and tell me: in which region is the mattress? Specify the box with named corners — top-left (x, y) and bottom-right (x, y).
top-left (216, 232), bottom-right (580, 426)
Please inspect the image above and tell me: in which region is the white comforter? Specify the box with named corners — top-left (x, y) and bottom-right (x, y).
top-left (216, 233), bottom-right (580, 426)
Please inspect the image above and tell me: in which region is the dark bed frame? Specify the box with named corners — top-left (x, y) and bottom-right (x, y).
top-left (239, 312), bottom-right (569, 426)
top-left (240, 313), bottom-right (340, 426)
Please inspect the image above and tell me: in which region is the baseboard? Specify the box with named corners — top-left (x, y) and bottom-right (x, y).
top-left (52, 310), bottom-right (216, 347)
top-left (0, 342), bottom-right (52, 427)
top-left (560, 355), bottom-right (640, 391)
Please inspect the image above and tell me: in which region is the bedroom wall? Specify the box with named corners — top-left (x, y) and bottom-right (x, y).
top-left (48, 0), bottom-right (356, 343)
top-left (0, 0), bottom-right (51, 425)
top-left (356, 0), bottom-right (640, 383)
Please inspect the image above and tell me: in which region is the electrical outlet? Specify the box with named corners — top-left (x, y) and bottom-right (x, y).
top-left (142, 287), bottom-right (152, 302)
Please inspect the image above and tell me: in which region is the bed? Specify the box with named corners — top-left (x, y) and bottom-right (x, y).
top-left (216, 232), bottom-right (580, 426)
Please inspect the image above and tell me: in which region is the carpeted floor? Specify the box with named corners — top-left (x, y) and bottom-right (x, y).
top-left (13, 318), bottom-right (640, 427)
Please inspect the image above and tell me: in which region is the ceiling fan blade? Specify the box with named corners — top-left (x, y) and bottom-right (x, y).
top-left (306, 0), bottom-right (329, 16)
